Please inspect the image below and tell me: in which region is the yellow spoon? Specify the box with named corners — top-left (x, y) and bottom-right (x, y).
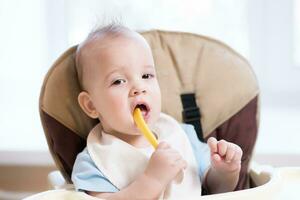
top-left (133, 108), bottom-right (158, 149)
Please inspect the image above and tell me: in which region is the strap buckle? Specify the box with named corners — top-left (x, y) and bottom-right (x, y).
top-left (182, 106), bottom-right (201, 122)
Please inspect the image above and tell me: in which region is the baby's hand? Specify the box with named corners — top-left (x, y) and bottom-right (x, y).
top-left (144, 142), bottom-right (187, 187)
top-left (207, 137), bottom-right (243, 173)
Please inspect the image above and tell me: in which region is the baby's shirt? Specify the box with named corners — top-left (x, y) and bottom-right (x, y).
top-left (71, 123), bottom-right (211, 193)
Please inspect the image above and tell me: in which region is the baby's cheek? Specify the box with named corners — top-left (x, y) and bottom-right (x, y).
top-left (111, 100), bottom-right (127, 113)
top-left (106, 92), bottom-right (126, 108)
top-left (153, 91), bottom-right (162, 110)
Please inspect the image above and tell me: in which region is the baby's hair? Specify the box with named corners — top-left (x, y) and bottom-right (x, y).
top-left (75, 22), bottom-right (131, 90)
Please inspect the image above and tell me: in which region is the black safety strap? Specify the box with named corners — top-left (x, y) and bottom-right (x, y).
top-left (180, 93), bottom-right (204, 142)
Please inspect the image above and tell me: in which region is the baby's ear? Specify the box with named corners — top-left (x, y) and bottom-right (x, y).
top-left (77, 91), bottom-right (99, 119)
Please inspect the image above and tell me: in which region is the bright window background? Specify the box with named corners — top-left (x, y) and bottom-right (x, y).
top-left (0, 0), bottom-right (299, 164)
top-left (294, 0), bottom-right (300, 67)
top-left (64, 0), bottom-right (250, 57)
top-left (0, 1), bottom-right (49, 151)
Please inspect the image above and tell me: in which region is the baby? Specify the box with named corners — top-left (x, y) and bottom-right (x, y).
top-left (72, 24), bottom-right (243, 200)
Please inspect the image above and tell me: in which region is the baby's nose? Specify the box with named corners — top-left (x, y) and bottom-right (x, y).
top-left (130, 87), bottom-right (146, 96)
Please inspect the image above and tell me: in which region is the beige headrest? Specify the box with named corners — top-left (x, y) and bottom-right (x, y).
top-left (40, 30), bottom-right (259, 139)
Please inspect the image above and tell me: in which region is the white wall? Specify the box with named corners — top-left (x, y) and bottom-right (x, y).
top-left (0, 0), bottom-right (49, 151)
top-left (248, 0), bottom-right (300, 157)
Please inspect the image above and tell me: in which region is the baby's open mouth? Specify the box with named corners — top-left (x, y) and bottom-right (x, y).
top-left (135, 104), bottom-right (150, 119)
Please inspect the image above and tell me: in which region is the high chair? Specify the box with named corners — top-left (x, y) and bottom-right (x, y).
top-left (25, 30), bottom-right (299, 199)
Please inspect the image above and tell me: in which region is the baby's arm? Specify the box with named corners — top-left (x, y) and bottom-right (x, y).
top-left (204, 137), bottom-right (243, 194)
top-left (89, 142), bottom-right (187, 200)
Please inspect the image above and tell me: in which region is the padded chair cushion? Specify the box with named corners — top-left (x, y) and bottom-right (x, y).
top-left (142, 30), bottom-right (259, 137)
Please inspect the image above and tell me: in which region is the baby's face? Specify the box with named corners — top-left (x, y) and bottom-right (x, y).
top-left (83, 34), bottom-right (161, 136)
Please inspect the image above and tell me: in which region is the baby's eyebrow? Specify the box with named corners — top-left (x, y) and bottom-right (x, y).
top-left (104, 67), bottom-right (125, 81)
top-left (143, 65), bottom-right (156, 72)
top-left (107, 67), bottom-right (123, 75)
top-left (144, 65), bottom-right (155, 69)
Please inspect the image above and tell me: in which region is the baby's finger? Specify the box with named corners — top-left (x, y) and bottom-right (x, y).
top-left (217, 140), bottom-right (228, 157)
top-left (233, 145), bottom-right (243, 162)
top-left (157, 141), bottom-right (170, 149)
top-left (207, 137), bottom-right (218, 154)
top-left (173, 157), bottom-right (188, 170)
top-left (178, 159), bottom-right (188, 170)
top-left (225, 144), bottom-right (236, 163)
top-left (167, 151), bottom-right (182, 161)
top-left (211, 153), bottom-right (222, 168)
top-left (212, 153), bottom-right (221, 162)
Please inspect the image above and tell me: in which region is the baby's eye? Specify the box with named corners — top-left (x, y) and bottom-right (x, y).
top-left (112, 79), bottom-right (126, 85)
top-left (142, 74), bottom-right (154, 79)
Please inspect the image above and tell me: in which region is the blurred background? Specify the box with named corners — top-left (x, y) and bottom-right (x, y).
top-left (0, 0), bottom-right (299, 199)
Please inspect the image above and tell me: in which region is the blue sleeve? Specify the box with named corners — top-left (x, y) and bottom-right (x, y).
top-left (180, 123), bottom-right (211, 182)
top-left (71, 147), bottom-right (119, 193)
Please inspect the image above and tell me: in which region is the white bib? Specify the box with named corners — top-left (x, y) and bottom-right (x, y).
top-left (87, 113), bottom-right (202, 199)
